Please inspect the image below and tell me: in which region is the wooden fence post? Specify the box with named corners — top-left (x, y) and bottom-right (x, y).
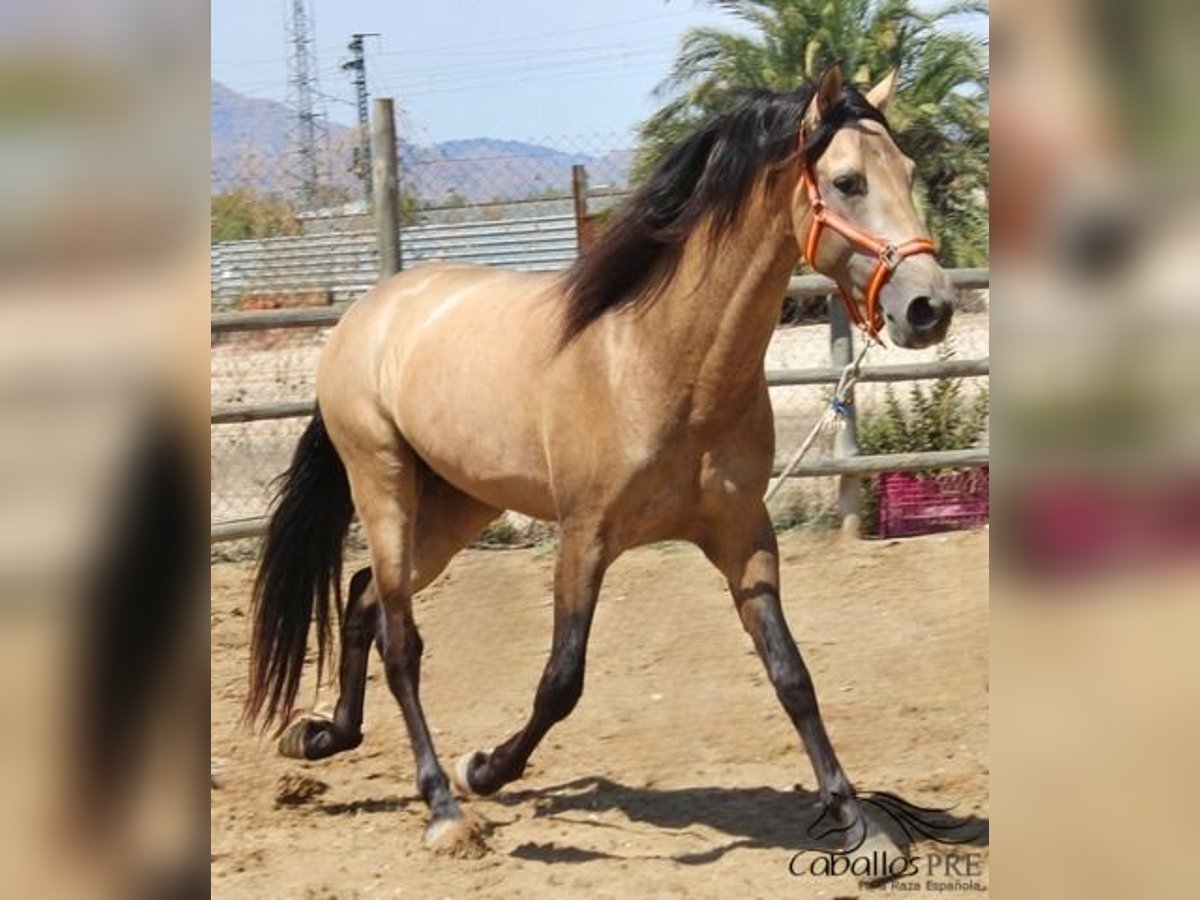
top-left (571, 164), bottom-right (595, 253)
top-left (829, 296), bottom-right (862, 537)
top-left (371, 97), bottom-right (401, 278)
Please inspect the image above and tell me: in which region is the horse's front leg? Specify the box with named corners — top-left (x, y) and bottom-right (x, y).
top-left (452, 519), bottom-right (608, 795)
top-left (702, 501), bottom-right (903, 865)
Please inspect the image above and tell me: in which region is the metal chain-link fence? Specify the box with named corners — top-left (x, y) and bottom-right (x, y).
top-left (211, 132), bottom-right (633, 310)
top-left (212, 134), bottom-right (635, 530)
top-left (210, 295), bottom-right (990, 537)
top-left (211, 324), bottom-right (327, 527)
top-left (211, 132), bottom-right (988, 539)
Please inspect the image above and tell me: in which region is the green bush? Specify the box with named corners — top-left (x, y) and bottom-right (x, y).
top-left (210, 188), bottom-right (301, 243)
top-left (857, 347), bottom-right (989, 533)
top-left (771, 487), bottom-right (840, 532)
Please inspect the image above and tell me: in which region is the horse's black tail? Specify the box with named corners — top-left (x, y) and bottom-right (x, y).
top-left (245, 409), bottom-right (355, 730)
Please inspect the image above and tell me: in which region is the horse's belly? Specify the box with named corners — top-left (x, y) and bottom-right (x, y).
top-left (395, 386), bottom-right (556, 521)
top-left (414, 437), bottom-right (556, 521)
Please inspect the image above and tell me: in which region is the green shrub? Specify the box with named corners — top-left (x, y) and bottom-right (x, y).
top-left (857, 346), bottom-right (989, 533)
top-left (771, 488), bottom-right (840, 532)
top-left (211, 188), bottom-right (301, 243)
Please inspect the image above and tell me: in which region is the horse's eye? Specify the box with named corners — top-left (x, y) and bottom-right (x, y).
top-left (833, 174), bottom-right (866, 196)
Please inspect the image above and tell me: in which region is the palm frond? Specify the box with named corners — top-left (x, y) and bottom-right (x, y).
top-left (638, 0), bottom-right (989, 264)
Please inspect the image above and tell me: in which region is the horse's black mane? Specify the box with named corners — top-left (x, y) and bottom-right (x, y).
top-left (559, 82), bottom-right (889, 345)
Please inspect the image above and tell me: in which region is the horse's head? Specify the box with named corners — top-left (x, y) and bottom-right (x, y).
top-left (791, 64), bottom-right (954, 349)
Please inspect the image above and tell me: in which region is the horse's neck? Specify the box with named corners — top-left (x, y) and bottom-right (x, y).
top-left (628, 200), bottom-right (799, 423)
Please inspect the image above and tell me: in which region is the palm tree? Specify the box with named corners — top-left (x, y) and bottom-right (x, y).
top-left (637, 0), bottom-right (989, 266)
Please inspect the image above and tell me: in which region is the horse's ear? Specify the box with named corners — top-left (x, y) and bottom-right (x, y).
top-left (815, 61), bottom-right (844, 117)
top-left (866, 68), bottom-right (899, 113)
top-left (802, 61), bottom-right (844, 135)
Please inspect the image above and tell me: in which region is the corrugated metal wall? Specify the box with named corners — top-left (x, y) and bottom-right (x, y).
top-left (210, 214), bottom-right (578, 308)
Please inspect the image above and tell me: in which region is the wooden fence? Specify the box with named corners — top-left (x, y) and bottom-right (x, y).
top-left (210, 269), bottom-right (988, 542)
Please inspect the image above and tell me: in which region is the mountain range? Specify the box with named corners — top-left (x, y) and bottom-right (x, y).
top-left (211, 80), bottom-right (633, 205)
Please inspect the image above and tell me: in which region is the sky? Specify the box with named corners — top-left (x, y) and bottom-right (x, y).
top-left (211, 1), bottom-right (986, 147)
top-left (210, 0), bottom-right (745, 146)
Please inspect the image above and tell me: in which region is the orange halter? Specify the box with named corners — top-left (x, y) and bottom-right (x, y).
top-left (800, 166), bottom-right (937, 342)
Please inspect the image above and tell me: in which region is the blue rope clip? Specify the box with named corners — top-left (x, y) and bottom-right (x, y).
top-left (831, 396), bottom-right (852, 418)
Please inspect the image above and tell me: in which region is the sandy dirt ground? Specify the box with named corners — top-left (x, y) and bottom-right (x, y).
top-left (211, 528), bottom-right (989, 899)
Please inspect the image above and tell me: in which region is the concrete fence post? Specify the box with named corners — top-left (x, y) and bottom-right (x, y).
top-left (828, 296), bottom-right (862, 537)
top-left (371, 97), bottom-right (401, 278)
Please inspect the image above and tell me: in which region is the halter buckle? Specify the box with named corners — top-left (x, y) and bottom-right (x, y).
top-left (879, 243), bottom-right (902, 271)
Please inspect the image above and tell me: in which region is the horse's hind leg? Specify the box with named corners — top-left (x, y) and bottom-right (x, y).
top-left (278, 474), bottom-right (498, 765)
top-left (340, 439), bottom-right (486, 852)
top-left (278, 566), bottom-right (377, 760)
top-left (411, 473), bottom-right (503, 594)
top-left (453, 519), bottom-right (609, 796)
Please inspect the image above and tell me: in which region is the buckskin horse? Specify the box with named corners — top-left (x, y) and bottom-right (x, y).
top-left (245, 63), bottom-right (955, 860)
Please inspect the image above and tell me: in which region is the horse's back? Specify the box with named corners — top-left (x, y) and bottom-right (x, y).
top-left (317, 263), bottom-right (563, 519)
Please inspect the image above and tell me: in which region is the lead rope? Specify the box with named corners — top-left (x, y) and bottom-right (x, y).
top-left (763, 336), bottom-right (871, 505)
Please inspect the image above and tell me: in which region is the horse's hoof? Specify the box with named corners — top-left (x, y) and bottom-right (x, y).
top-left (849, 828), bottom-right (911, 886)
top-left (277, 713), bottom-right (359, 760)
top-left (423, 812), bottom-right (489, 859)
top-left (450, 749), bottom-right (489, 797)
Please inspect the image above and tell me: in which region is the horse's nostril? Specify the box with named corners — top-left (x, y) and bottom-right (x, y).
top-left (907, 296), bottom-right (938, 330)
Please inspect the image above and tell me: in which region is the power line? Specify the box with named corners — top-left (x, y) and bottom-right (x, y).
top-left (386, 58), bottom-right (671, 100)
top-left (362, 42), bottom-right (672, 88)
top-left (220, 32), bottom-right (680, 108)
top-left (305, 43), bottom-right (671, 100)
top-left (222, 35), bottom-right (673, 78)
top-left (213, 8), bottom-right (697, 66)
